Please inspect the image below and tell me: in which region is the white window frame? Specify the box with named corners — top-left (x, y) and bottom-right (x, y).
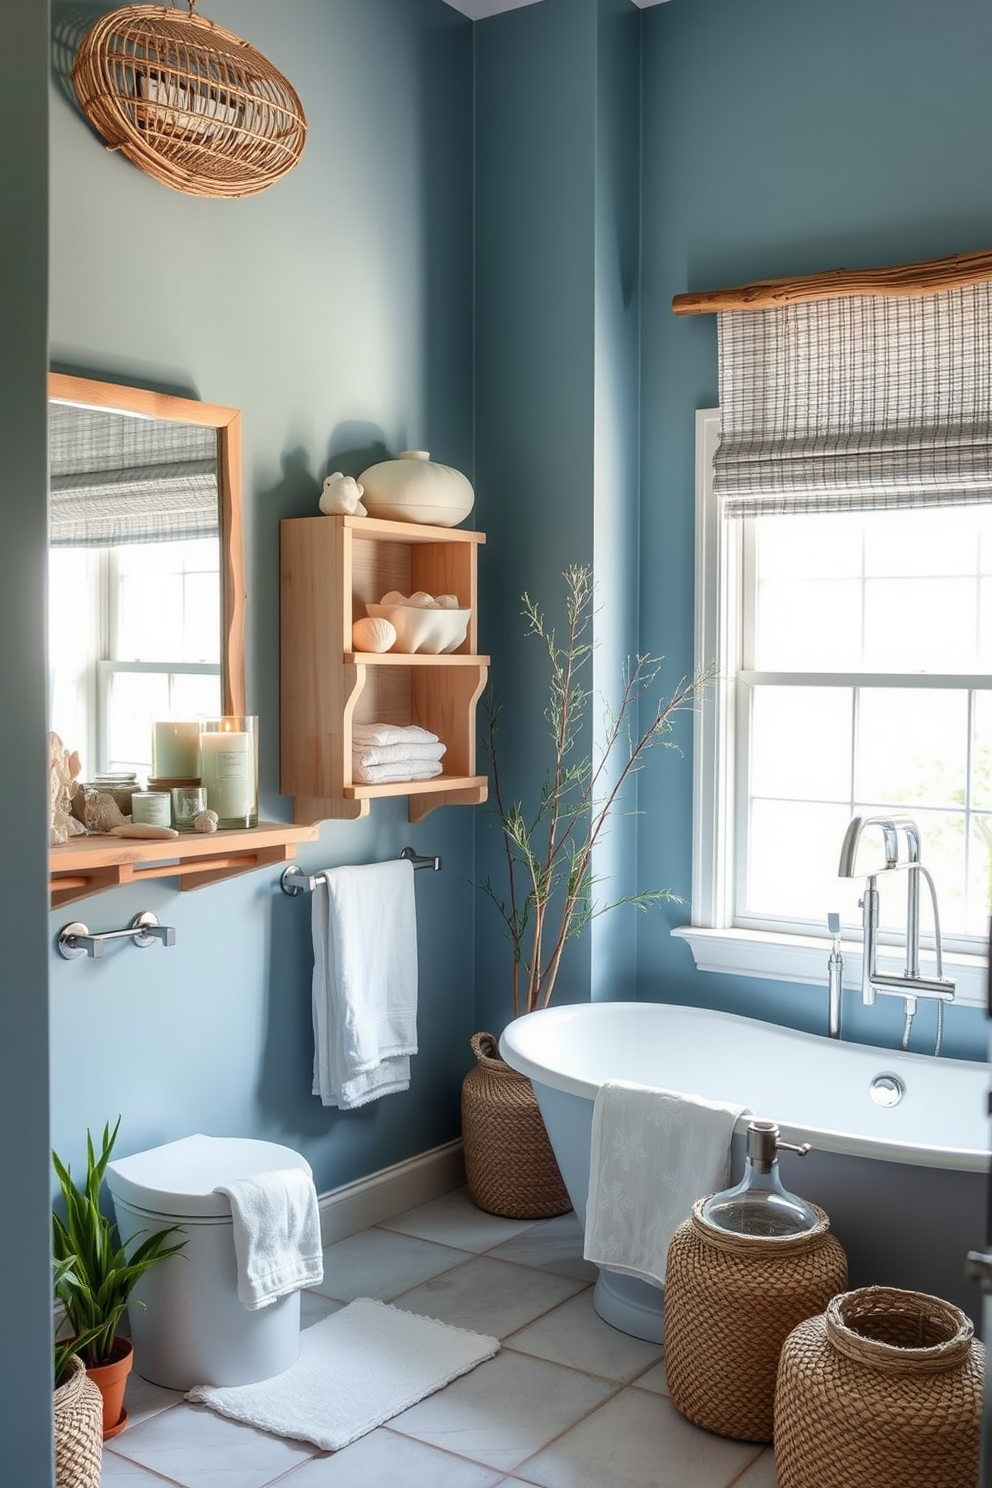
top-left (672, 409), bottom-right (988, 1009)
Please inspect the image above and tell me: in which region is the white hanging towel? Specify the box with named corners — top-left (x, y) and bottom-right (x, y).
top-left (214, 1167), bottom-right (324, 1310)
top-left (583, 1080), bottom-right (749, 1287)
top-left (311, 859), bottom-right (418, 1109)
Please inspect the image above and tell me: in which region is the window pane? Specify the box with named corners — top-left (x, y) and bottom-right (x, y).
top-left (753, 579), bottom-right (863, 670)
top-left (106, 672), bottom-right (169, 775)
top-left (974, 694), bottom-right (992, 811)
top-left (969, 815), bottom-right (992, 933)
top-left (746, 799), bottom-right (854, 920)
top-left (855, 689), bottom-right (967, 809)
top-left (749, 687), bottom-right (852, 801)
top-left (862, 505), bottom-right (987, 578)
top-left (170, 672), bottom-right (221, 719)
top-left (756, 514), bottom-right (862, 580)
top-left (118, 572), bottom-right (184, 660)
top-left (184, 573), bottom-right (220, 663)
top-left (864, 578), bottom-right (978, 672)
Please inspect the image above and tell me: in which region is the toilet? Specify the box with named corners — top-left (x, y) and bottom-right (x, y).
top-left (106, 1133), bottom-right (314, 1391)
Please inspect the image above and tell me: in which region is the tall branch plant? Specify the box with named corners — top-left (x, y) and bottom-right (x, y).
top-left (481, 565), bottom-right (705, 1018)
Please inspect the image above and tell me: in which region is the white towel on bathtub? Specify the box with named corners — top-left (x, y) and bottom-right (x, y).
top-left (583, 1080), bottom-right (748, 1287)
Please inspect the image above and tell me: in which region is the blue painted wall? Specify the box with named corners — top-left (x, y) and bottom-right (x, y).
top-left (473, 0), bottom-right (643, 1029)
top-left (47, 0), bottom-right (477, 1195)
top-left (2, 0), bottom-right (54, 1479)
top-left (635, 0), bottom-right (992, 1060)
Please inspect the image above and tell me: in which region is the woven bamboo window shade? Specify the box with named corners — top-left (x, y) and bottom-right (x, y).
top-left (72, 2), bottom-right (307, 198)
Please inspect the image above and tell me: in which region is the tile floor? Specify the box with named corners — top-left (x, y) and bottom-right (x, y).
top-left (101, 1189), bottom-right (779, 1488)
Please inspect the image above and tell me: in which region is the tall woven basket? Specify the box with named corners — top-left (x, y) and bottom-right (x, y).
top-left (664, 1198), bottom-right (848, 1443)
top-left (775, 1286), bottom-right (984, 1488)
top-left (53, 1354), bottom-right (103, 1488)
top-left (461, 1032), bottom-right (571, 1220)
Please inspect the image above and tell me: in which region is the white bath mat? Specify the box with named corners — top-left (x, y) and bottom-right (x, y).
top-left (186, 1298), bottom-right (499, 1451)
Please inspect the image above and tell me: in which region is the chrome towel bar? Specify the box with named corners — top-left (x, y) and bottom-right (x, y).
top-left (280, 845), bottom-right (441, 896)
top-left (57, 911), bottom-right (176, 960)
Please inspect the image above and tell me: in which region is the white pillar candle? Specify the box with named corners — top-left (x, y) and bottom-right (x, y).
top-left (199, 718), bottom-right (258, 826)
top-left (152, 721), bottom-right (201, 779)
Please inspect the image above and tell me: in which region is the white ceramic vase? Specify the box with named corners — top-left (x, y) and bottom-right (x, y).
top-left (358, 450), bottom-right (474, 527)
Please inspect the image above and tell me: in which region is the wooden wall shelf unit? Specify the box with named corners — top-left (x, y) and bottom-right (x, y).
top-left (50, 822), bottom-right (319, 910)
top-left (280, 514), bottom-right (489, 824)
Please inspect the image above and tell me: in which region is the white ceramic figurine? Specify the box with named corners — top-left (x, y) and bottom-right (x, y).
top-left (319, 472), bottom-right (367, 516)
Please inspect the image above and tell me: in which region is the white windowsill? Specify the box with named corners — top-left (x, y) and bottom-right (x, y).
top-left (672, 924), bottom-right (987, 1010)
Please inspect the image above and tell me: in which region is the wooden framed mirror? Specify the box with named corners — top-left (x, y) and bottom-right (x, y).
top-left (45, 375), bottom-right (316, 908)
top-left (48, 373), bottom-right (246, 776)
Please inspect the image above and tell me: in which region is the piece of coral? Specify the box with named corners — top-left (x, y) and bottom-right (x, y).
top-left (81, 789), bottom-right (128, 834)
top-left (319, 472), bottom-right (367, 516)
top-left (49, 733), bottom-right (87, 845)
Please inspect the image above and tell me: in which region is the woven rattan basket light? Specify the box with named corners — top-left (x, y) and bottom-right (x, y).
top-left (53, 1354), bottom-right (103, 1488)
top-left (663, 1197), bottom-right (848, 1443)
top-left (461, 1032), bottom-right (571, 1220)
top-left (72, 2), bottom-right (307, 198)
top-left (774, 1286), bottom-right (984, 1488)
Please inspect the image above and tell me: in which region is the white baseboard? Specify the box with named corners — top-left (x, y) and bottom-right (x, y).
top-left (317, 1140), bottom-right (465, 1247)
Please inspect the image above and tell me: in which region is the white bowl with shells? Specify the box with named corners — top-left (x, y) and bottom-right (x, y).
top-left (366, 590), bottom-right (471, 654)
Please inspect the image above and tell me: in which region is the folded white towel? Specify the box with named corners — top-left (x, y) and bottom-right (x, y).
top-left (311, 860), bottom-right (418, 1109)
top-left (352, 759), bottom-right (444, 785)
top-left (214, 1167), bottom-right (324, 1310)
top-left (583, 1080), bottom-right (748, 1286)
top-left (351, 723), bottom-right (439, 746)
top-left (353, 741), bottom-right (446, 767)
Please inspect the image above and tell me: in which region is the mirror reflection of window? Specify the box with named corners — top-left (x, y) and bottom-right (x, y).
top-left (48, 402), bottom-right (221, 780)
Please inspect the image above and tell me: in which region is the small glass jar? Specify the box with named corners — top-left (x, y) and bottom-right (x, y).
top-left (79, 772), bottom-right (138, 816)
top-left (130, 791), bottom-right (172, 828)
top-left (171, 786), bottom-right (208, 832)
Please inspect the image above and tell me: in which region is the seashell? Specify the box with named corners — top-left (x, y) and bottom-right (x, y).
top-left (319, 472), bottom-right (367, 517)
top-left (407, 591), bottom-right (437, 608)
top-left (379, 590), bottom-right (409, 606)
top-left (82, 789), bottom-right (128, 834)
top-left (194, 809), bottom-right (219, 833)
top-left (352, 616), bottom-right (396, 653)
top-left (435, 594), bottom-right (460, 609)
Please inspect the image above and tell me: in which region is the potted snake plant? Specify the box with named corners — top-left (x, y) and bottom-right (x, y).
top-left (52, 1118), bottom-right (185, 1438)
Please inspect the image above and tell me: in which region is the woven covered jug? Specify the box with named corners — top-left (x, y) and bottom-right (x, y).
top-left (461, 1032), bottom-right (570, 1219)
top-left (774, 1286), bottom-right (984, 1488)
top-left (664, 1198), bottom-right (848, 1442)
top-left (53, 1354), bottom-right (103, 1488)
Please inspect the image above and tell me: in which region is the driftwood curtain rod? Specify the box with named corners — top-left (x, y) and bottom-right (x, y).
top-left (671, 247), bottom-right (992, 316)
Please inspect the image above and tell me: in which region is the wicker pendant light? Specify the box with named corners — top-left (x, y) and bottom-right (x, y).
top-left (72, 2), bottom-right (307, 198)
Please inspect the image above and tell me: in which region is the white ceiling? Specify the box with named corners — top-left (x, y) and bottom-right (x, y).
top-left (441, 0), bottom-right (670, 18)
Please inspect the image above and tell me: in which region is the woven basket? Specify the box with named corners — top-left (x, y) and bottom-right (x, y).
top-left (53, 1354), bottom-right (103, 1488)
top-left (72, 4), bottom-right (307, 198)
top-left (664, 1198), bottom-right (848, 1443)
top-left (461, 1032), bottom-right (571, 1220)
top-left (775, 1286), bottom-right (984, 1488)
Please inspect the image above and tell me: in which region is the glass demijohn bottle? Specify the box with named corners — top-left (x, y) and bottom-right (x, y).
top-left (700, 1120), bottom-right (818, 1237)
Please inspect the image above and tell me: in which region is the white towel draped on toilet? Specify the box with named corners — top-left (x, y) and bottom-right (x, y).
top-left (583, 1080), bottom-right (749, 1287)
top-left (311, 859), bottom-right (418, 1109)
top-left (215, 1167), bottom-right (324, 1310)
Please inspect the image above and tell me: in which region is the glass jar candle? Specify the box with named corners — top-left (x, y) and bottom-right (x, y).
top-left (130, 791), bottom-right (173, 828)
top-left (198, 717), bottom-right (258, 828)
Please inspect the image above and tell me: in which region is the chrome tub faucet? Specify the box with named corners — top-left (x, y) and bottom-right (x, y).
top-left (837, 814), bottom-right (955, 1017)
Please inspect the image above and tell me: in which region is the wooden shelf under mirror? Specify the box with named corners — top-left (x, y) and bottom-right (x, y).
top-left (50, 822), bottom-right (319, 909)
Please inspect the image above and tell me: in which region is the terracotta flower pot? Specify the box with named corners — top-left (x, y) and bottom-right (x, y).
top-left (86, 1336), bottom-right (133, 1439)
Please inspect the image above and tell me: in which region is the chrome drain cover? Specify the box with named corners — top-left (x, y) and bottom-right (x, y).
top-left (870, 1073), bottom-right (906, 1108)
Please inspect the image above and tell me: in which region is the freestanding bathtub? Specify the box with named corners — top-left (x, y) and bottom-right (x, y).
top-left (500, 1002), bottom-right (990, 1342)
